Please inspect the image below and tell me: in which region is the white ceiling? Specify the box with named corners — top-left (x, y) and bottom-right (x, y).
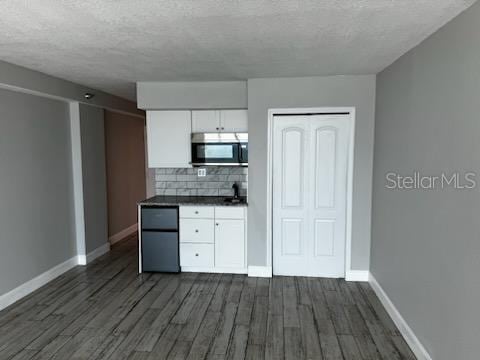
top-left (0, 0), bottom-right (475, 100)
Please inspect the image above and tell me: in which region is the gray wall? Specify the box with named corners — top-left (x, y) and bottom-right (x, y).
top-left (79, 104), bottom-right (108, 253)
top-left (0, 59), bottom-right (142, 301)
top-left (137, 81), bottom-right (247, 110)
top-left (0, 89), bottom-right (76, 295)
top-left (247, 76), bottom-right (376, 269)
top-left (371, 2), bottom-right (480, 359)
top-left (0, 60), bottom-right (142, 116)
top-left (154, 167), bottom-right (247, 197)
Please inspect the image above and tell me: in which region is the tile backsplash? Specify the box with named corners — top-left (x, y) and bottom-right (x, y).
top-left (155, 167), bottom-right (247, 197)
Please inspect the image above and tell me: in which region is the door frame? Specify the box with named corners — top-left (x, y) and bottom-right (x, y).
top-left (266, 107), bottom-right (356, 279)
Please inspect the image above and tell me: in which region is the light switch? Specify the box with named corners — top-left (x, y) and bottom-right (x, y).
top-left (197, 168), bottom-right (206, 177)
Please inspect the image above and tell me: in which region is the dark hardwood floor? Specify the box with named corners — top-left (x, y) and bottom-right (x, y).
top-left (0, 236), bottom-right (415, 359)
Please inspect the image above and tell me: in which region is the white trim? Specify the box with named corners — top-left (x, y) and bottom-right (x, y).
top-left (181, 267), bottom-right (247, 274)
top-left (345, 108), bottom-right (356, 278)
top-left (86, 243), bottom-right (111, 263)
top-left (266, 107), bottom-right (356, 278)
top-left (77, 255), bottom-right (87, 266)
top-left (70, 102), bottom-right (87, 261)
top-left (79, 243), bottom-right (112, 265)
top-left (77, 243), bottom-right (111, 265)
top-left (369, 273), bottom-right (432, 360)
top-left (248, 266), bottom-right (273, 278)
top-left (109, 223), bottom-right (138, 245)
top-left (345, 270), bottom-right (369, 282)
top-left (0, 257), bottom-right (78, 311)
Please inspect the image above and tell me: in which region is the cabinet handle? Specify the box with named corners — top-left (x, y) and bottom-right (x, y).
top-left (216, 127), bottom-right (219, 130)
top-left (221, 127), bottom-right (225, 130)
top-left (195, 211), bottom-right (199, 214)
top-left (195, 253), bottom-right (199, 257)
top-left (195, 229), bottom-right (199, 233)
top-left (216, 223), bottom-right (219, 226)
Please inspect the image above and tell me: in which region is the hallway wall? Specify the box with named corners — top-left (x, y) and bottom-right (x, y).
top-left (104, 110), bottom-right (146, 239)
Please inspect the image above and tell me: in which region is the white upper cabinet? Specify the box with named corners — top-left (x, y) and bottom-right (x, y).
top-left (191, 110), bottom-right (220, 132)
top-left (146, 110), bottom-right (192, 168)
top-left (220, 110), bottom-right (248, 132)
top-left (192, 110), bottom-right (248, 133)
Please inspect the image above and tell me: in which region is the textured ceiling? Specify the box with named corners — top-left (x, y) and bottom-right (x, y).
top-left (0, 0), bottom-right (475, 100)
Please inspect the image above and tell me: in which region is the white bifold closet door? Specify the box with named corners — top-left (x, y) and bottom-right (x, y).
top-left (272, 114), bottom-right (350, 277)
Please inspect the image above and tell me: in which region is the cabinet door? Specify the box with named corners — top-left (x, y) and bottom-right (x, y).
top-left (220, 110), bottom-right (248, 132)
top-left (215, 219), bottom-right (245, 268)
top-left (146, 111), bottom-right (192, 168)
top-left (192, 110), bottom-right (220, 132)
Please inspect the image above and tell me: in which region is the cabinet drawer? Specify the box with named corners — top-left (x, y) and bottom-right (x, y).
top-left (180, 243), bottom-right (214, 267)
top-left (180, 206), bottom-right (214, 219)
top-left (180, 219), bottom-right (214, 243)
top-left (142, 207), bottom-right (178, 230)
top-left (215, 206), bottom-right (245, 219)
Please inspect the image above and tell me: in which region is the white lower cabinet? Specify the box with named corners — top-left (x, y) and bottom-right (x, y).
top-left (179, 205), bottom-right (246, 273)
top-left (180, 243), bottom-right (214, 267)
top-left (180, 206), bottom-right (214, 219)
top-left (180, 219), bottom-right (214, 243)
top-left (215, 219), bottom-right (245, 268)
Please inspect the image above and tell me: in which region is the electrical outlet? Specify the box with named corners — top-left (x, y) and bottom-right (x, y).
top-left (197, 168), bottom-right (206, 177)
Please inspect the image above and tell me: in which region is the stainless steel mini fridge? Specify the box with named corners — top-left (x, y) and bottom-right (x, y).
top-left (141, 206), bottom-right (180, 272)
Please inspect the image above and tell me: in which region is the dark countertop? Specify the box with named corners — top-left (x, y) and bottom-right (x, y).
top-left (138, 195), bottom-right (248, 207)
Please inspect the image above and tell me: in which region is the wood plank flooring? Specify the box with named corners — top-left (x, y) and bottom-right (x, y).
top-left (0, 236), bottom-right (415, 359)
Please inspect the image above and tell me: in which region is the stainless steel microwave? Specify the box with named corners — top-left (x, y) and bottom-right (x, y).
top-left (191, 133), bottom-right (248, 166)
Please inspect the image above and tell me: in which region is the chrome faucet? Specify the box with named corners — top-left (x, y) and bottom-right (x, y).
top-left (232, 182), bottom-right (240, 199)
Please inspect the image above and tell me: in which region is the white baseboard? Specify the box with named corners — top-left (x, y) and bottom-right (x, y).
top-left (0, 256), bottom-right (78, 311)
top-left (345, 270), bottom-right (370, 282)
top-left (181, 266), bottom-right (247, 274)
top-left (77, 242), bottom-right (111, 266)
top-left (109, 223), bottom-right (138, 245)
top-left (86, 243), bottom-right (110, 263)
top-left (77, 255), bottom-right (87, 265)
top-left (248, 266), bottom-right (273, 278)
top-left (369, 273), bottom-right (432, 360)
top-left (0, 242), bottom-right (112, 311)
